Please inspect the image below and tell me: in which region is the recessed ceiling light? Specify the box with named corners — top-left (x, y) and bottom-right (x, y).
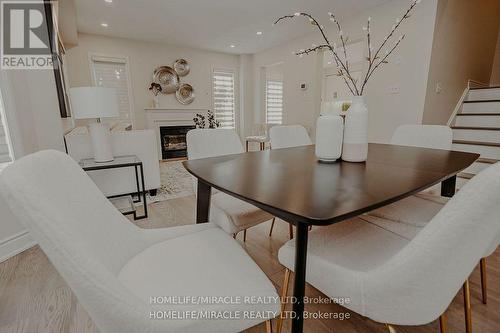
top-left (104, 0), bottom-right (113, 3)
top-left (256, 31), bottom-right (263, 35)
top-left (230, 45), bottom-right (235, 48)
top-left (101, 23), bottom-right (109, 27)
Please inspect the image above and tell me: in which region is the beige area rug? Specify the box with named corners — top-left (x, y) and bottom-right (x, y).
top-left (147, 160), bottom-right (194, 202)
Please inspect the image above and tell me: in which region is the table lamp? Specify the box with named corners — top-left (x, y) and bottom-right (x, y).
top-left (69, 87), bottom-right (119, 162)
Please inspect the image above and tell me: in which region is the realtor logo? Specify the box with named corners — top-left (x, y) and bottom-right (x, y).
top-left (1, 1), bottom-right (53, 69)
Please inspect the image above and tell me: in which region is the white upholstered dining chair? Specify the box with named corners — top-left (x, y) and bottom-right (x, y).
top-left (186, 128), bottom-right (275, 241)
top-left (371, 124), bottom-right (494, 307)
top-left (268, 125), bottom-right (313, 239)
top-left (277, 161), bottom-right (500, 333)
top-left (0, 150), bottom-right (279, 333)
top-left (269, 125), bottom-right (312, 149)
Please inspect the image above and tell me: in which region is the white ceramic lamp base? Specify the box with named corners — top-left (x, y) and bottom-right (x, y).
top-left (88, 122), bottom-right (114, 163)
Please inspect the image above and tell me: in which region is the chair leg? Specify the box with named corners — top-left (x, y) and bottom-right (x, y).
top-left (480, 258), bottom-right (487, 305)
top-left (386, 324), bottom-right (397, 333)
top-left (463, 279), bottom-right (472, 333)
top-left (243, 229), bottom-right (247, 242)
top-left (266, 320), bottom-right (273, 333)
top-left (277, 268), bottom-right (291, 333)
top-left (439, 312), bottom-right (448, 333)
top-left (269, 217), bottom-right (276, 237)
top-left (288, 224), bottom-right (294, 240)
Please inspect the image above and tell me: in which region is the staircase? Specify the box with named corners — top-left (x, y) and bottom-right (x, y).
top-left (449, 84), bottom-right (500, 179)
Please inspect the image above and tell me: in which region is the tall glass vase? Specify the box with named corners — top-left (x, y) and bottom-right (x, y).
top-left (342, 96), bottom-right (368, 162)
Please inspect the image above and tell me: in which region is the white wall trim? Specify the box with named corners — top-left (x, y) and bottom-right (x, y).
top-left (0, 230), bottom-right (36, 263)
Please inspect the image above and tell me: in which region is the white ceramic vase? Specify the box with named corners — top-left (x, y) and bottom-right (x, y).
top-left (153, 95), bottom-right (160, 108)
top-left (315, 114), bottom-right (344, 162)
top-left (342, 96), bottom-right (368, 162)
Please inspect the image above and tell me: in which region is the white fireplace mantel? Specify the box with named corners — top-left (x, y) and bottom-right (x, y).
top-left (145, 108), bottom-right (208, 159)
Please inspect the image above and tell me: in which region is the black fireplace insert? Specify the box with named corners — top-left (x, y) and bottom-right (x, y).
top-left (160, 125), bottom-right (195, 159)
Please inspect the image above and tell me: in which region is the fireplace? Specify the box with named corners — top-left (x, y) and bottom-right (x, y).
top-left (160, 125), bottom-right (195, 159)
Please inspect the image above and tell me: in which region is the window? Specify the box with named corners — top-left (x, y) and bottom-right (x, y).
top-left (0, 89), bottom-right (12, 164)
top-left (90, 55), bottom-right (133, 124)
top-left (265, 79), bottom-right (283, 124)
top-left (212, 69), bottom-right (235, 128)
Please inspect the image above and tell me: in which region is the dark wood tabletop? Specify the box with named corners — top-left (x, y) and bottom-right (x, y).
top-left (183, 143), bottom-right (479, 226)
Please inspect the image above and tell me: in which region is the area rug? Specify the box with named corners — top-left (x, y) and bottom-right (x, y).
top-left (147, 160), bottom-right (194, 202)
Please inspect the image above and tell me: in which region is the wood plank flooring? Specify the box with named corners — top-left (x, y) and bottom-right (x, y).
top-left (0, 195), bottom-right (499, 333)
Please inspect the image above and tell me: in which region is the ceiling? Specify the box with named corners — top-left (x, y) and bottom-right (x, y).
top-left (75, 0), bottom-right (390, 54)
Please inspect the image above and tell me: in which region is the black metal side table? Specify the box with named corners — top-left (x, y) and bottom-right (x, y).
top-left (79, 155), bottom-right (148, 220)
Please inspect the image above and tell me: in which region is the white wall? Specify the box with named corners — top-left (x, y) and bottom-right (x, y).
top-left (491, 25), bottom-right (500, 85)
top-left (0, 68), bottom-right (65, 262)
top-left (423, 0), bottom-right (500, 125)
top-left (66, 33), bottom-right (241, 130)
top-left (252, 0), bottom-right (438, 143)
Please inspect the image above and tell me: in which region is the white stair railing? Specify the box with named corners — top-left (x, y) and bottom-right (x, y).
top-left (446, 79), bottom-right (491, 126)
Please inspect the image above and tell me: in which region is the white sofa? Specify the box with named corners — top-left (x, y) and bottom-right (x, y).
top-left (65, 129), bottom-right (161, 197)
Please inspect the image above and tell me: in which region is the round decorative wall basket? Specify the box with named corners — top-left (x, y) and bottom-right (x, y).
top-left (153, 66), bottom-right (179, 94)
top-left (176, 83), bottom-right (195, 105)
top-left (173, 59), bottom-right (190, 76)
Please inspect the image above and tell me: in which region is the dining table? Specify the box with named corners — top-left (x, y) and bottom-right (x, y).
top-left (183, 143), bottom-right (479, 333)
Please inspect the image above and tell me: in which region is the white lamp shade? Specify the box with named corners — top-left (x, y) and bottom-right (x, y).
top-left (69, 87), bottom-right (120, 119)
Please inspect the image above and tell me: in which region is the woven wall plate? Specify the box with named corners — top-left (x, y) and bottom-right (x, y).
top-left (173, 59), bottom-right (190, 76)
top-left (176, 83), bottom-right (195, 105)
top-left (153, 66), bottom-right (179, 94)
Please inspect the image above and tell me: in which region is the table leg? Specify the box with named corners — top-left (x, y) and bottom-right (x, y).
top-left (139, 163), bottom-right (148, 219)
top-left (292, 223), bottom-right (309, 333)
top-left (441, 175), bottom-right (457, 198)
top-left (134, 165), bottom-right (140, 203)
top-left (196, 180), bottom-right (211, 224)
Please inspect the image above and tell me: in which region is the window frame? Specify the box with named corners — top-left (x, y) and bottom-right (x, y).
top-left (265, 78), bottom-right (284, 125)
top-left (88, 53), bottom-right (135, 128)
top-left (211, 67), bottom-right (239, 132)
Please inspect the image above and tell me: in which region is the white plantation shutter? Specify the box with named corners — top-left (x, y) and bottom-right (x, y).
top-left (91, 56), bottom-right (132, 124)
top-left (266, 79), bottom-right (283, 125)
top-left (0, 91), bottom-right (12, 164)
top-left (213, 69), bottom-right (235, 128)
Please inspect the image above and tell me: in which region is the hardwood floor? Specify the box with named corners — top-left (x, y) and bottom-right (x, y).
top-left (0, 195), bottom-right (499, 333)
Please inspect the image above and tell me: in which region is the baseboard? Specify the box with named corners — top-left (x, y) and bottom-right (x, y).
top-left (0, 230), bottom-right (36, 263)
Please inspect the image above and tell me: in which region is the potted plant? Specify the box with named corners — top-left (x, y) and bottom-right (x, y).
top-left (275, 0), bottom-right (420, 162)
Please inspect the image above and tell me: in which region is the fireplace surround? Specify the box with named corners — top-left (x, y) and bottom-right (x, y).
top-left (160, 125), bottom-right (195, 159)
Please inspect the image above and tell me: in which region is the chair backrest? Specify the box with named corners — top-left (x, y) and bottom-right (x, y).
top-left (0, 150), bottom-right (150, 333)
top-left (391, 125), bottom-right (452, 150)
top-left (365, 162), bottom-right (500, 325)
top-left (186, 128), bottom-right (244, 160)
top-left (269, 125), bottom-right (312, 149)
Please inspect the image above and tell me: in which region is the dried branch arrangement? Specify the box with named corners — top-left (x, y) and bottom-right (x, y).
top-left (274, 0), bottom-right (420, 96)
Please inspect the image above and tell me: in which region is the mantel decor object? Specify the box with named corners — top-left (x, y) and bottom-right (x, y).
top-left (153, 66), bottom-right (179, 94)
top-left (176, 83), bottom-right (195, 105)
top-left (173, 59), bottom-right (190, 76)
top-left (275, 0), bottom-right (420, 162)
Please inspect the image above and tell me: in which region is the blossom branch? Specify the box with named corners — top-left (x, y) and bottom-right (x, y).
top-left (275, 12), bottom-right (360, 95)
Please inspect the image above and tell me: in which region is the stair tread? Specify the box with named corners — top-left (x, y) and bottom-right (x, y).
top-left (451, 126), bottom-right (500, 131)
top-left (463, 100), bottom-right (500, 103)
top-left (453, 140), bottom-right (500, 147)
top-left (470, 86), bottom-right (500, 90)
top-left (477, 157), bottom-right (499, 164)
top-left (456, 113), bottom-right (500, 116)
top-left (458, 172), bottom-right (475, 179)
